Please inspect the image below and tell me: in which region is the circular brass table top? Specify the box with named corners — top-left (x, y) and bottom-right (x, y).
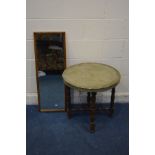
top-left (62, 63), bottom-right (121, 92)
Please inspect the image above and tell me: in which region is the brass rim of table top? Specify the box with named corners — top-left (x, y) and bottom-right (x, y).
top-left (62, 63), bottom-right (121, 92)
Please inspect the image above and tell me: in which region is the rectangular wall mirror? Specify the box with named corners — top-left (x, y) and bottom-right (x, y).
top-left (34, 32), bottom-right (66, 112)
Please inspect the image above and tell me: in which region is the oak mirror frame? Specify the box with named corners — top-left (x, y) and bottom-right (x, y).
top-left (34, 32), bottom-right (67, 112)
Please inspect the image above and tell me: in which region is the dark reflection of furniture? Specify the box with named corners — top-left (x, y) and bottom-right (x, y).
top-left (62, 63), bottom-right (121, 133)
top-left (37, 39), bottom-right (64, 72)
top-left (34, 32), bottom-right (66, 112)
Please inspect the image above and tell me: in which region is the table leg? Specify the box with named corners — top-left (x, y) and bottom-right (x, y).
top-left (110, 87), bottom-right (115, 116)
top-left (89, 92), bottom-right (96, 133)
top-left (64, 85), bottom-right (68, 112)
top-left (65, 85), bottom-right (71, 119)
top-left (87, 92), bottom-right (90, 107)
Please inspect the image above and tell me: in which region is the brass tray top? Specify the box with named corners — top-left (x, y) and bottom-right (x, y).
top-left (62, 63), bottom-right (121, 92)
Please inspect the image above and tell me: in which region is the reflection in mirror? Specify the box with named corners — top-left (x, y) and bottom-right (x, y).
top-left (34, 32), bottom-right (66, 111)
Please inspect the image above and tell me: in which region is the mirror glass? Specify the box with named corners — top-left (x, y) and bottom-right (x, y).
top-left (34, 32), bottom-right (66, 111)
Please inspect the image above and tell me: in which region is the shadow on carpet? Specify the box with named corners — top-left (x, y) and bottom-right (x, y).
top-left (26, 103), bottom-right (129, 155)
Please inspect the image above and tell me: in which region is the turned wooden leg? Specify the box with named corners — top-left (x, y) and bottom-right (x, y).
top-left (64, 85), bottom-right (68, 112)
top-left (89, 92), bottom-right (96, 133)
top-left (110, 87), bottom-right (115, 116)
top-left (65, 85), bottom-right (71, 119)
top-left (87, 92), bottom-right (90, 107)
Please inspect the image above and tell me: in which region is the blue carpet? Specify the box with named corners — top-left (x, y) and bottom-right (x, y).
top-left (26, 103), bottom-right (129, 155)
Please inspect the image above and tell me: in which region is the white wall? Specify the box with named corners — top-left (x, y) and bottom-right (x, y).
top-left (26, 0), bottom-right (129, 104)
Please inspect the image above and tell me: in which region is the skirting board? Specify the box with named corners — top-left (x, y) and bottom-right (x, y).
top-left (26, 92), bottom-right (129, 105)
